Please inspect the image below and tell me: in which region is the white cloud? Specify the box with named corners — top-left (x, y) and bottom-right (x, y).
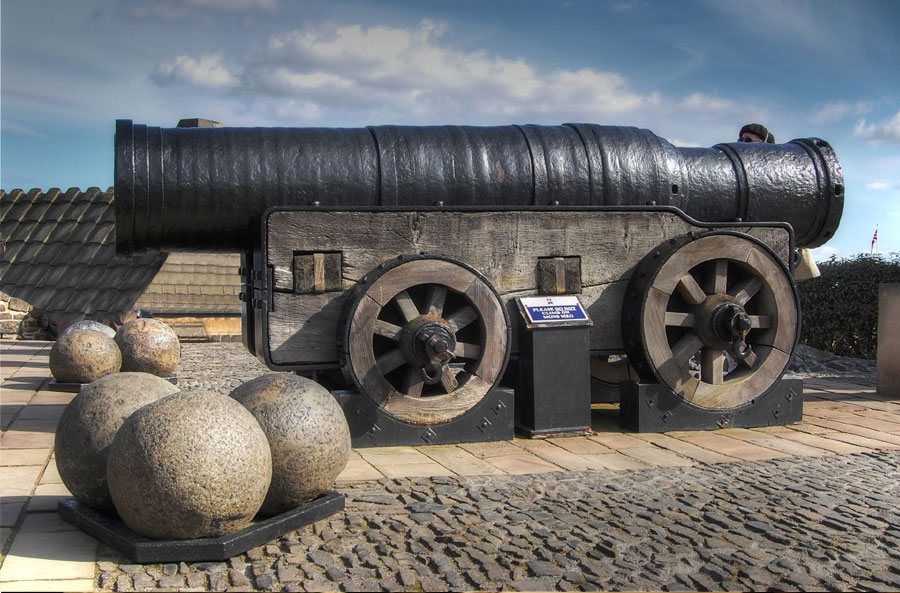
top-left (854, 109), bottom-right (900, 144)
top-left (148, 20), bottom-right (766, 128)
top-left (185, 0), bottom-right (277, 10)
top-left (679, 93), bottom-right (745, 116)
top-left (810, 245), bottom-right (841, 262)
top-left (811, 100), bottom-right (874, 124)
top-left (610, 1), bottom-right (641, 12)
top-left (703, 0), bottom-right (854, 56)
top-left (153, 53), bottom-right (239, 89)
top-left (124, 0), bottom-right (276, 19)
top-left (865, 181), bottom-right (900, 191)
top-left (669, 138), bottom-right (703, 148)
top-left (0, 120), bottom-right (46, 138)
top-left (256, 21), bottom-right (657, 119)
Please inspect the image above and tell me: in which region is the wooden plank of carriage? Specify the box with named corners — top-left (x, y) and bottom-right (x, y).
top-left (264, 209), bottom-right (789, 367)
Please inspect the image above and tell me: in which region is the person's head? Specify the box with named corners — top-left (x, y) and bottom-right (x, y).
top-left (739, 123), bottom-right (768, 143)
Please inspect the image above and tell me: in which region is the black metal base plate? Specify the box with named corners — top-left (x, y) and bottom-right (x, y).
top-left (619, 377), bottom-right (803, 432)
top-left (335, 387), bottom-right (514, 448)
top-left (57, 491), bottom-right (344, 563)
top-left (515, 424), bottom-right (591, 439)
top-left (48, 374), bottom-right (178, 392)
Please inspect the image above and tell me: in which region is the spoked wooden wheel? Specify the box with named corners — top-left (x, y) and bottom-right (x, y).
top-left (623, 232), bottom-right (798, 410)
top-left (341, 255), bottom-right (510, 425)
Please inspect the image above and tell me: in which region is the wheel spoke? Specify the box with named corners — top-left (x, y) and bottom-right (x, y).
top-left (738, 348), bottom-right (758, 369)
top-left (707, 260), bottom-right (728, 294)
top-left (424, 285), bottom-right (447, 317)
top-left (453, 342), bottom-right (482, 359)
top-left (394, 290), bottom-right (420, 322)
top-left (374, 319), bottom-right (403, 340)
top-left (376, 348), bottom-right (407, 375)
top-left (440, 367), bottom-right (460, 393)
top-left (749, 315), bottom-right (772, 329)
top-left (404, 367), bottom-right (424, 398)
top-left (671, 333), bottom-right (704, 370)
top-left (729, 276), bottom-right (763, 306)
top-left (446, 306), bottom-right (478, 333)
top-left (700, 348), bottom-right (725, 385)
top-left (665, 312), bottom-right (695, 327)
top-left (676, 273), bottom-right (707, 306)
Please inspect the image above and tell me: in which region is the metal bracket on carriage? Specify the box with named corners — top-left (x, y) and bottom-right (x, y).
top-left (714, 302), bottom-right (756, 368)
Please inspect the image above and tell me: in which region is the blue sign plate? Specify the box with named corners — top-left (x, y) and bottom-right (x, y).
top-left (519, 296), bottom-right (591, 326)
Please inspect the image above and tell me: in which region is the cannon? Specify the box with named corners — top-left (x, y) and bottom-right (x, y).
top-left (115, 120), bottom-right (843, 443)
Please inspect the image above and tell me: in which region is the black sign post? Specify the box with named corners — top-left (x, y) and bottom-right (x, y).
top-left (515, 296), bottom-right (593, 437)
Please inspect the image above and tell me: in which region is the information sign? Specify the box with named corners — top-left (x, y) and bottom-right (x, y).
top-left (517, 295), bottom-right (592, 327)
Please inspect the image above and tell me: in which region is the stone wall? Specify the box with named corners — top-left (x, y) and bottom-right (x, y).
top-left (0, 290), bottom-right (44, 339)
top-left (878, 283), bottom-right (899, 396)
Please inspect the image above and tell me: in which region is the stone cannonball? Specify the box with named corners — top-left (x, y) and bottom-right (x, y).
top-left (60, 320), bottom-right (116, 339)
top-left (54, 372), bottom-right (179, 514)
top-left (230, 373), bottom-right (351, 516)
top-left (49, 329), bottom-right (122, 384)
top-left (107, 390), bottom-right (272, 539)
top-left (114, 318), bottom-right (180, 377)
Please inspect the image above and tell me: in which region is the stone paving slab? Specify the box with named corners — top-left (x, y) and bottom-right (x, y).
top-left (631, 432), bottom-right (737, 464)
top-left (0, 529), bottom-right (98, 582)
top-left (773, 429), bottom-right (872, 455)
top-left (586, 432), bottom-right (646, 449)
top-left (417, 446), bottom-right (506, 477)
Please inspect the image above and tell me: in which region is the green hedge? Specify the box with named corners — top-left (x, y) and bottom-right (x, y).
top-left (798, 253), bottom-right (900, 359)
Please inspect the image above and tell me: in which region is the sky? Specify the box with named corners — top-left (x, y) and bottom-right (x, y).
top-left (2, 0), bottom-right (898, 260)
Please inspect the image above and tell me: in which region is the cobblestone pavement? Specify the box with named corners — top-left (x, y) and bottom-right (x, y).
top-left (94, 451), bottom-right (900, 592)
top-left (91, 343), bottom-right (897, 592)
top-left (175, 342), bottom-right (271, 394)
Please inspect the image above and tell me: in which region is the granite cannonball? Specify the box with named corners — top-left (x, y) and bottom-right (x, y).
top-left (49, 329), bottom-right (122, 383)
top-left (60, 320), bottom-right (116, 339)
top-left (107, 390), bottom-right (272, 539)
top-left (54, 372), bottom-right (179, 514)
top-left (115, 318), bottom-right (181, 377)
top-left (230, 373), bottom-right (351, 516)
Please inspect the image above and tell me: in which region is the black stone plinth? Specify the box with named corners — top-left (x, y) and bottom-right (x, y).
top-left (619, 377), bottom-right (803, 432)
top-left (517, 326), bottom-right (592, 438)
top-left (334, 387), bottom-right (514, 447)
top-left (57, 490), bottom-right (344, 563)
top-left (47, 374), bottom-right (177, 392)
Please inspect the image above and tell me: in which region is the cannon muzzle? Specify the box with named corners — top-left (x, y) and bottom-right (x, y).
top-left (115, 120), bottom-right (843, 255)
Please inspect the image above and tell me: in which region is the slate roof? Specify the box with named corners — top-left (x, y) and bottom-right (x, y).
top-left (136, 252), bottom-right (242, 315)
top-left (1, 187), bottom-right (242, 321)
top-left (0, 187), bottom-right (166, 318)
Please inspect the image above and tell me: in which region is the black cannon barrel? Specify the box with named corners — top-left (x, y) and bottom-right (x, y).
top-left (114, 120), bottom-right (843, 255)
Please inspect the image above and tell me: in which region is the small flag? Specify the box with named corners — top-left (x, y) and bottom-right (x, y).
top-left (871, 225), bottom-right (879, 254)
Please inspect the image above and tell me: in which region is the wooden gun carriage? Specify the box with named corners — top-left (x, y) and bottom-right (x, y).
top-left (114, 120), bottom-right (843, 443)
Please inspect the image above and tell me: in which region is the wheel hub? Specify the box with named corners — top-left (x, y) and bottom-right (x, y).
top-left (694, 294), bottom-right (748, 349)
top-left (711, 303), bottom-right (751, 343)
top-left (400, 315), bottom-right (457, 384)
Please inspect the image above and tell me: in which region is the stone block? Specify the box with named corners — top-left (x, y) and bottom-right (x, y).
top-left (8, 297), bottom-right (33, 313)
top-left (877, 283), bottom-right (900, 396)
top-left (230, 374), bottom-right (350, 516)
top-left (55, 372), bottom-right (179, 513)
top-left (107, 390), bottom-right (272, 539)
